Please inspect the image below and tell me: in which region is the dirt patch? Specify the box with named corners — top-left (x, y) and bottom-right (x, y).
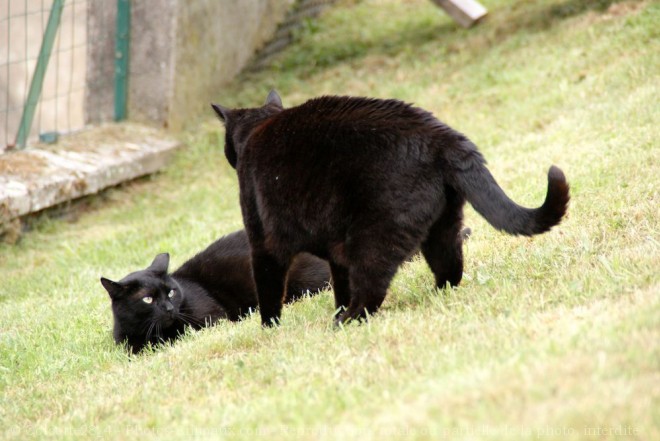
top-left (38, 123), bottom-right (159, 153)
top-left (583, 0), bottom-right (649, 24)
top-left (0, 151), bottom-right (49, 178)
top-left (0, 123), bottom-right (175, 180)
top-left (605, 0), bottom-right (648, 17)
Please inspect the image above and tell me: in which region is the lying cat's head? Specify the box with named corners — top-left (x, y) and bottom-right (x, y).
top-left (100, 253), bottom-right (185, 352)
top-left (211, 90), bottom-right (283, 169)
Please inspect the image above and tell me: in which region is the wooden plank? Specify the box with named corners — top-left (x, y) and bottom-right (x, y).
top-left (430, 0), bottom-right (488, 28)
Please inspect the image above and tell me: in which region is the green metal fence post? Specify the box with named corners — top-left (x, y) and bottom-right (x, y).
top-left (114, 0), bottom-right (130, 121)
top-left (14, 0), bottom-right (65, 148)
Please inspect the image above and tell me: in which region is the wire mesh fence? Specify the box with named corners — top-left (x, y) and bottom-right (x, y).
top-left (0, 0), bottom-right (335, 153)
top-left (0, 0), bottom-right (89, 152)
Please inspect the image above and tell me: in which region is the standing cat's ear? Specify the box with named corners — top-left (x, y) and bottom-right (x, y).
top-left (148, 253), bottom-right (170, 275)
top-left (100, 277), bottom-right (125, 300)
top-left (211, 103), bottom-right (229, 122)
top-left (265, 90), bottom-right (282, 108)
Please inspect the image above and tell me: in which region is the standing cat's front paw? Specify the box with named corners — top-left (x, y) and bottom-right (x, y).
top-left (261, 315), bottom-right (281, 328)
top-left (333, 305), bottom-right (372, 327)
top-left (332, 305), bottom-right (347, 320)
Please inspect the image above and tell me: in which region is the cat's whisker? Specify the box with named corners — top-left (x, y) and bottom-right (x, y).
top-left (176, 312), bottom-right (205, 328)
top-left (143, 320), bottom-right (159, 340)
top-left (140, 319), bottom-right (153, 333)
top-left (145, 320), bottom-right (156, 342)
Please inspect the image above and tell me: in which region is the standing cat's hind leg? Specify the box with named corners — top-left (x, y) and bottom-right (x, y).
top-left (334, 222), bottom-right (426, 324)
top-left (251, 251), bottom-right (289, 327)
top-left (421, 188), bottom-right (466, 289)
top-left (334, 260), bottom-right (402, 326)
top-left (329, 261), bottom-right (351, 318)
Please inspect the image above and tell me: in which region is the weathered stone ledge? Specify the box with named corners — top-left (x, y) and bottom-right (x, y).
top-left (0, 123), bottom-right (181, 236)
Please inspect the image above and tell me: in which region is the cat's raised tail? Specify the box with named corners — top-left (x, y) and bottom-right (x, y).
top-left (450, 140), bottom-right (570, 236)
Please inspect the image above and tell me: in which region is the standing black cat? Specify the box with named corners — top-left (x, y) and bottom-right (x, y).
top-left (100, 230), bottom-right (330, 353)
top-left (211, 91), bottom-right (569, 326)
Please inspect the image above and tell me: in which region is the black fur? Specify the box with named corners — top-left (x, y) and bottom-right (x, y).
top-left (212, 92), bottom-right (569, 325)
top-left (100, 230), bottom-right (330, 353)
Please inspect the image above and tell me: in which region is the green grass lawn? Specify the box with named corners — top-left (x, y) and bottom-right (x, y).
top-left (1, 0), bottom-right (658, 439)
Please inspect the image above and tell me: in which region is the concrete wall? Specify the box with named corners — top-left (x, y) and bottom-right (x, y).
top-left (170, 0), bottom-right (294, 130)
top-left (128, 0), bottom-right (179, 126)
top-left (86, 1), bottom-right (118, 125)
top-left (86, 0), bottom-right (294, 130)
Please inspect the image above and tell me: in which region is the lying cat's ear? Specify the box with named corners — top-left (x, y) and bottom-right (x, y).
top-left (265, 90), bottom-right (282, 108)
top-left (100, 277), bottom-right (125, 300)
top-left (211, 103), bottom-right (229, 122)
top-left (148, 253), bottom-right (170, 275)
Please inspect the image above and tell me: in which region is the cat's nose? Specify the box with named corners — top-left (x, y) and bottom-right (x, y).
top-left (165, 301), bottom-right (174, 312)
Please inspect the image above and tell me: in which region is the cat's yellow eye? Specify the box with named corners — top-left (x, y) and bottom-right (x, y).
top-left (142, 296), bottom-right (153, 304)
top-left (168, 289), bottom-right (176, 298)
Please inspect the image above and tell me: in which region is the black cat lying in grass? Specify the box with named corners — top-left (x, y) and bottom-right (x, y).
top-left (100, 230), bottom-right (330, 353)
top-left (212, 91), bottom-right (570, 326)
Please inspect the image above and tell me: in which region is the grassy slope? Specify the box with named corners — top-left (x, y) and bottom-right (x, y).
top-left (1, 0), bottom-right (658, 439)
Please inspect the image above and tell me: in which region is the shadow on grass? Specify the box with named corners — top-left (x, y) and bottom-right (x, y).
top-left (276, 20), bottom-right (455, 77)
top-left (499, 0), bottom-right (638, 33)
top-left (245, 0), bottom-right (637, 81)
top-left (544, 0), bottom-right (632, 20)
